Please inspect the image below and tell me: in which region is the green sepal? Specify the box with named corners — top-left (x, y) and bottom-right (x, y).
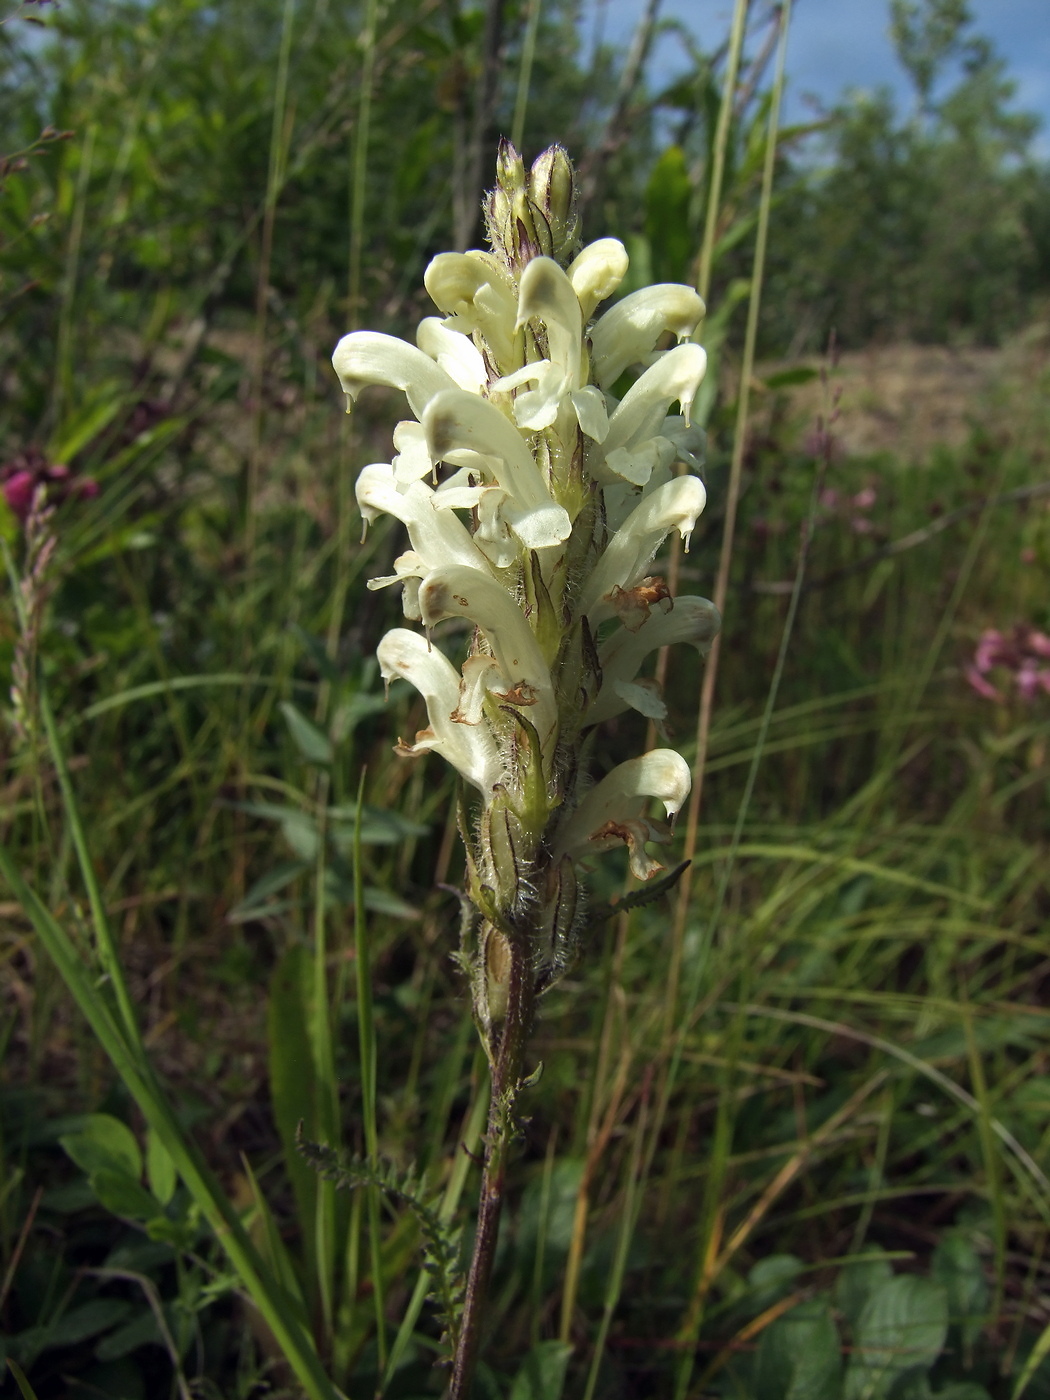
top-left (525, 551), bottom-right (561, 662)
top-left (498, 706), bottom-right (548, 834)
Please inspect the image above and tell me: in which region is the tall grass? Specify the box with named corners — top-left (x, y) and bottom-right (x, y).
top-left (1, 0), bottom-right (1049, 1396)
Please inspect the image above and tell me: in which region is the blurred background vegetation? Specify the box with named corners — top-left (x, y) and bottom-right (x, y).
top-left (1, 0), bottom-right (1049, 1396)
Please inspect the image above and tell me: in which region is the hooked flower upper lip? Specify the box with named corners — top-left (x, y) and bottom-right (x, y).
top-left (551, 751), bottom-right (692, 880)
top-left (332, 331), bottom-right (458, 419)
top-left (422, 389), bottom-right (573, 550)
top-left (579, 476), bottom-right (708, 623)
top-left (377, 628), bottom-right (501, 794)
top-left (418, 563), bottom-right (558, 758)
top-left (589, 283), bottom-right (706, 389)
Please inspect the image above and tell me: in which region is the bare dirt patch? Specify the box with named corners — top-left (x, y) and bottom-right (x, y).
top-left (765, 328), bottom-right (1050, 459)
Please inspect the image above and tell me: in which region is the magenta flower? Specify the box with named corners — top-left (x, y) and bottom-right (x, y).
top-left (966, 626), bottom-right (1050, 704)
top-left (0, 446), bottom-right (98, 523)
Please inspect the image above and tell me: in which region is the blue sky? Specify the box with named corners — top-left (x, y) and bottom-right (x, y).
top-left (582, 0), bottom-right (1050, 155)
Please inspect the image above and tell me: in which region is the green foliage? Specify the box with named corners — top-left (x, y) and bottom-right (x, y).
top-left (844, 1274), bottom-right (948, 1398)
top-left (509, 1340), bottom-right (573, 1400)
top-left (297, 1134), bottom-right (466, 1357)
top-left (752, 1298), bottom-right (842, 1400)
top-left (2, 0), bottom-right (1050, 1396)
top-left (763, 11), bottom-right (1044, 349)
top-left (0, 1100), bottom-right (238, 1398)
top-left (890, 0), bottom-right (976, 110)
top-left (722, 1255), bottom-right (1004, 1400)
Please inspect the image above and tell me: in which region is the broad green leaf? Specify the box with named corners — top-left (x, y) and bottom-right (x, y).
top-left (836, 1251), bottom-right (895, 1331)
top-left (763, 367), bottom-right (820, 389)
top-left (509, 1340), bottom-right (573, 1400)
top-left (328, 804), bottom-right (430, 845)
top-left (228, 801), bottom-right (319, 860)
top-left (103, 1238), bottom-right (174, 1274)
top-left (893, 1378), bottom-right (934, 1400)
top-left (281, 810), bottom-right (320, 861)
top-left (844, 1276), bottom-right (948, 1400)
top-left (280, 701), bottom-right (334, 765)
top-left (747, 1254), bottom-right (806, 1311)
top-left (753, 1298), bottom-right (842, 1400)
top-left (42, 1179), bottom-right (97, 1214)
top-left (645, 144), bottom-right (693, 284)
top-left (227, 860), bottom-right (309, 921)
top-left (146, 1126), bottom-right (177, 1207)
top-left (330, 691), bottom-right (388, 740)
top-left (517, 1159), bottom-right (585, 1282)
top-left (90, 1167), bottom-right (164, 1222)
top-left (362, 886), bottom-right (419, 918)
top-left (94, 1308), bottom-right (163, 1361)
top-left (931, 1231), bottom-right (989, 1347)
top-left (26, 1299), bottom-right (132, 1353)
top-left (144, 1215), bottom-right (201, 1250)
top-left (59, 1114), bottom-right (142, 1180)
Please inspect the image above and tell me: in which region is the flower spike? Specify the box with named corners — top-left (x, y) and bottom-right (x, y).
top-left (342, 142), bottom-right (717, 1010)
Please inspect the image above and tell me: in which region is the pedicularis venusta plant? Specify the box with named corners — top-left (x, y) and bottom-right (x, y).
top-left (332, 142), bottom-right (718, 1395)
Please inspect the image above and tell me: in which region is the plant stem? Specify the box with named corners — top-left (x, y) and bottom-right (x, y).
top-left (449, 940), bottom-right (535, 1399)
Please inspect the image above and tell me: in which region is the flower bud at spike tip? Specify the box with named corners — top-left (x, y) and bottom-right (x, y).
top-left (496, 137), bottom-right (526, 193)
top-left (334, 141), bottom-right (719, 1017)
top-left (529, 145), bottom-right (579, 266)
top-left (486, 141), bottom-right (580, 274)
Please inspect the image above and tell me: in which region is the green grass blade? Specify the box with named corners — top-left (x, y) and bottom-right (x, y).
top-left (6, 1358), bottom-right (42, 1400)
top-left (353, 769), bottom-right (387, 1369)
top-left (581, 1090), bottom-right (648, 1400)
top-left (38, 677), bottom-right (140, 1047)
top-left (696, 0), bottom-right (748, 301)
top-left (0, 843), bottom-right (342, 1400)
top-left (511, 0), bottom-right (542, 152)
top-left (269, 943), bottom-right (321, 1312)
top-left (81, 673), bottom-right (311, 721)
top-left (312, 781), bottom-right (340, 1338)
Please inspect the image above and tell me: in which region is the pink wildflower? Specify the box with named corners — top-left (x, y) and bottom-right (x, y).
top-left (965, 665), bottom-right (1002, 702)
top-left (3, 470), bottom-right (37, 519)
top-left (967, 625), bottom-right (1050, 704)
top-left (0, 446), bottom-right (98, 523)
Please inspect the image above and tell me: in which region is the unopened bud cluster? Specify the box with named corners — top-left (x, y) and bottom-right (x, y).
top-left (486, 141), bottom-right (580, 270)
top-left (333, 144), bottom-right (719, 1048)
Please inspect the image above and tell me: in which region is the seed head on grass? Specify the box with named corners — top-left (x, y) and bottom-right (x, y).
top-left (333, 142), bottom-right (719, 1051)
top-left (9, 484), bottom-right (56, 750)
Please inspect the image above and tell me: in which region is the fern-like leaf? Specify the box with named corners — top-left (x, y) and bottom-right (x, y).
top-left (585, 859), bottom-right (691, 929)
top-left (296, 1126), bottom-right (465, 1353)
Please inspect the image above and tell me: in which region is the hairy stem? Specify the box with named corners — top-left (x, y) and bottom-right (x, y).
top-left (450, 940), bottom-right (535, 1398)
